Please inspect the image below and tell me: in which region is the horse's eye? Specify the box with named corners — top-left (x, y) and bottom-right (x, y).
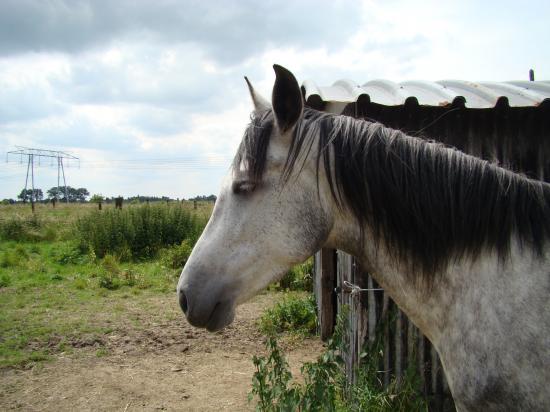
top-left (232, 181), bottom-right (256, 195)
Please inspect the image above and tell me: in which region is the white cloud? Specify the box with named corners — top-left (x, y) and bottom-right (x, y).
top-left (1, 0), bottom-right (549, 199)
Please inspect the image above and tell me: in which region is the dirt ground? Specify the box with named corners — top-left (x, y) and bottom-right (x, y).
top-left (0, 293), bottom-right (324, 411)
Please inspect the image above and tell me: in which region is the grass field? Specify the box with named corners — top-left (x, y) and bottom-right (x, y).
top-left (1, 202), bottom-right (428, 411)
top-left (0, 201), bottom-right (213, 368)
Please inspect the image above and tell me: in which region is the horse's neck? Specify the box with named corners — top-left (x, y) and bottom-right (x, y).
top-left (321, 158), bottom-right (550, 409)
top-left (325, 210), bottom-right (549, 345)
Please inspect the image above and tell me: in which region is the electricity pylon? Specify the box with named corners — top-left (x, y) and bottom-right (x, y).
top-left (6, 147), bottom-right (79, 207)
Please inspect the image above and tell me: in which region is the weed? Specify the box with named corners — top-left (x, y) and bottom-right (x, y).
top-left (250, 336), bottom-right (301, 411)
top-left (278, 259), bottom-right (314, 292)
top-left (96, 256), bottom-right (146, 290)
top-left (75, 203), bottom-right (207, 260)
top-left (73, 278), bottom-right (88, 290)
top-left (95, 348), bottom-right (110, 357)
top-left (0, 250), bottom-right (17, 268)
top-left (51, 242), bottom-right (85, 265)
top-left (0, 245), bottom-right (28, 268)
top-left (28, 351), bottom-right (50, 363)
top-left (98, 271), bottom-right (121, 290)
top-left (101, 254), bottom-right (120, 274)
top-left (14, 244), bottom-right (29, 258)
top-left (26, 259), bottom-right (47, 274)
top-left (259, 293), bottom-right (317, 336)
top-left (250, 307), bottom-right (428, 412)
top-left (0, 214), bottom-right (57, 242)
top-left (344, 310), bottom-right (428, 412)
top-left (40, 227), bottom-right (58, 242)
top-left (160, 240), bottom-right (193, 269)
top-left (0, 218), bottom-right (26, 240)
top-left (0, 273), bottom-right (11, 287)
top-left (120, 269), bottom-right (138, 287)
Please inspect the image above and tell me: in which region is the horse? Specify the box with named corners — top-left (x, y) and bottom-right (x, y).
top-left (177, 65), bottom-right (550, 411)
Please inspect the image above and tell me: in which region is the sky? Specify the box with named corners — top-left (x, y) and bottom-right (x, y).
top-left (1, 0), bottom-right (549, 200)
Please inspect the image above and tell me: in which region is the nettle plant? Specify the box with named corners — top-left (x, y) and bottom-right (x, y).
top-left (249, 308), bottom-right (428, 412)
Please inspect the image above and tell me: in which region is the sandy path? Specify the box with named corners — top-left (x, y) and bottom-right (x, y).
top-left (0, 293), bottom-right (324, 411)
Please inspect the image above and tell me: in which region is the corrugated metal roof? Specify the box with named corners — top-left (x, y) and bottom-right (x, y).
top-left (302, 79), bottom-right (550, 111)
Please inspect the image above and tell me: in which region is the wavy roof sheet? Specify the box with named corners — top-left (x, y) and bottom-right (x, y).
top-left (302, 79), bottom-right (550, 110)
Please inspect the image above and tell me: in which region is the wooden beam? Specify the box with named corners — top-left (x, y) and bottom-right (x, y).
top-left (316, 248), bottom-right (337, 341)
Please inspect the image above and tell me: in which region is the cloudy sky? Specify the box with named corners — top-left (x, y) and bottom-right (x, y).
top-left (1, 0), bottom-right (549, 200)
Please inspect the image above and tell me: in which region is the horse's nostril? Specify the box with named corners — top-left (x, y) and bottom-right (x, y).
top-left (179, 290), bottom-right (188, 314)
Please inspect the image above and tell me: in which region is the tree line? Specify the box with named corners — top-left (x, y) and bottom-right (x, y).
top-left (17, 187), bottom-right (90, 203)
top-left (3, 188), bottom-right (217, 204)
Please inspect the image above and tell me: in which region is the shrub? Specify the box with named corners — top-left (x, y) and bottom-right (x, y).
top-left (97, 255), bottom-right (122, 290)
top-left (51, 242), bottom-right (85, 265)
top-left (0, 218), bottom-right (26, 240)
top-left (160, 240), bottom-right (193, 269)
top-left (120, 269), bottom-right (138, 287)
top-left (75, 203), bottom-right (207, 260)
top-left (0, 274), bottom-right (11, 288)
top-left (73, 278), bottom-right (88, 290)
top-left (250, 336), bottom-right (301, 411)
top-left (259, 293), bottom-right (318, 336)
top-left (0, 245), bottom-right (29, 268)
top-left (41, 226), bottom-right (58, 242)
top-left (278, 259), bottom-right (314, 292)
top-left (0, 214), bottom-right (58, 242)
top-left (96, 256), bottom-right (145, 290)
top-left (98, 271), bottom-right (121, 290)
top-left (101, 254), bottom-right (120, 274)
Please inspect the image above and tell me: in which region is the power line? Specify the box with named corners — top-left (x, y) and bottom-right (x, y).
top-left (3, 155), bottom-right (233, 170)
top-left (6, 147), bottom-right (80, 210)
top-left (78, 154), bottom-right (233, 171)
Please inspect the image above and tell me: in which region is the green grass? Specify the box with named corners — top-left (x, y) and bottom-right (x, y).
top-left (0, 202), bottom-right (210, 368)
top-left (0, 239), bottom-right (187, 368)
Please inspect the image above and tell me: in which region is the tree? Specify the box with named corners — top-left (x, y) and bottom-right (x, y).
top-left (90, 193), bottom-right (104, 210)
top-left (74, 187), bottom-right (90, 202)
top-left (90, 194), bottom-right (104, 203)
top-left (47, 186), bottom-right (90, 202)
top-left (17, 188), bottom-right (43, 202)
top-left (188, 194), bottom-right (217, 202)
top-left (47, 187), bottom-right (64, 201)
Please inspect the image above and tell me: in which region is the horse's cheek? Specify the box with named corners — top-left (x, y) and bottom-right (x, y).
top-left (288, 192), bottom-right (331, 256)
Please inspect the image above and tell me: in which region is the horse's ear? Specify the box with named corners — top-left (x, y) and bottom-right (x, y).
top-left (272, 64), bottom-right (303, 133)
top-left (245, 76), bottom-right (271, 111)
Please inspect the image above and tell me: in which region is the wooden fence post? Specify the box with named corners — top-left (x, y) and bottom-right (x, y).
top-left (315, 248), bottom-right (337, 341)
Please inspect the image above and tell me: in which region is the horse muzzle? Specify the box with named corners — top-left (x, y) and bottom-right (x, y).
top-left (177, 285), bottom-right (236, 332)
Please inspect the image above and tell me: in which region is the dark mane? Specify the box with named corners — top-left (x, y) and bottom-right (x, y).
top-left (232, 110), bottom-right (274, 182)
top-left (234, 107), bottom-right (550, 279)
